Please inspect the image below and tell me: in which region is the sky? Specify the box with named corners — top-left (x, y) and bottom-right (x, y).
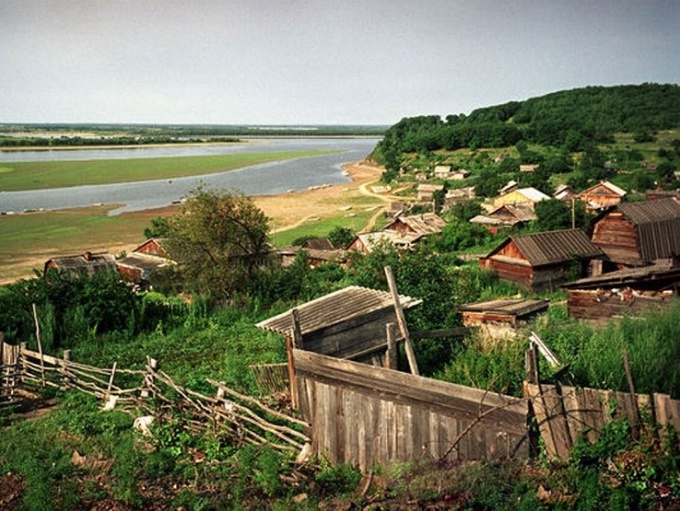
top-left (1, 0), bottom-right (679, 126)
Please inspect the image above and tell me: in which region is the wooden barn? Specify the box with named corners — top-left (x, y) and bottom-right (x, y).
top-left (44, 252), bottom-right (117, 277)
top-left (578, 180), bottom-right (627, 210)
top-left (479, 229), bottom-right (604, 291)
top-left (590, 198), bottom-right (680, 268)
top-left (348, 231), bottom-right (420, 253)
top-left (562, 259), bottom-right (680, 320)
top-left (256, 285), bottom-right (421, 366)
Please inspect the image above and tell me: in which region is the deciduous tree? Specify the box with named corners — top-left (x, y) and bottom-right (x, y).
top-left (165, 187), bottom-right (272, 300)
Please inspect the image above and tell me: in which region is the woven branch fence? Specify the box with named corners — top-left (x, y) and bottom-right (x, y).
top-left (0, 341), bottom-right (309, 456)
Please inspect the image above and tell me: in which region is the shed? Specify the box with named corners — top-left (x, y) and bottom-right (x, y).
top-left (562, 259), bottom-right (680, 320)
top-left (44, 252), bottom-right (117, 277)
top-left (479, 229), bottom-right (604, 291)
top-left (256, 285), bottom-right (421, 365)
top-left (590, 198), bottom-right (680, 267)
top-left (578, 181), bottom-right (627, 210)
top-left (433, 165), bottom-right (452, 179)
top-left (553, 184), bottom-right (577, 202)
top-left (459, 298), bottom-right (549, 339)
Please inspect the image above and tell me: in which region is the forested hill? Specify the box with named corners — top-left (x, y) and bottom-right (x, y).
top-left (372, 83), bottom-right (680, 169)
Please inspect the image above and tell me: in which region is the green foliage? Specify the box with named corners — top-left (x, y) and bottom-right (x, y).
top-left (327, 226), bottom-right (356, 248)
top-left (314, 462), bottom-right (362, 498)
top-left (165, 186), bottom-right (272, 302)
top-left (142, 216), bottom-right (170, 239)
top-left (534, 198), bottom-right (589, 231)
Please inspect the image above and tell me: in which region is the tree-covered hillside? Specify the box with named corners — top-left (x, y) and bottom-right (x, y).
top-left (372, 83), bottom-right (680, 173)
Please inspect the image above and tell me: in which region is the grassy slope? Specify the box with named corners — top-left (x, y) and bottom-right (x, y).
top-left (0, 150), bottom-right (336, 191)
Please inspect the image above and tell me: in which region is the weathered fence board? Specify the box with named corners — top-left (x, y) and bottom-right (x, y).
top-left (526, 383), bottom-right (680, 459)
top-left (293, 348), bottom-right (529, 471)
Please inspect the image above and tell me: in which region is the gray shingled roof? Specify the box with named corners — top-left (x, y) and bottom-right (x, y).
top-left (256, 285), bottom-right (421, 336)
top-left (488, 229), bottom-right (603, 267)
top-left (607, 198), bottom-right (680, 263)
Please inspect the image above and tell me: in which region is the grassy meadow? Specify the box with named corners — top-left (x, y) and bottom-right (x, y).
top-left (0, 150), bottom-right (336, 191)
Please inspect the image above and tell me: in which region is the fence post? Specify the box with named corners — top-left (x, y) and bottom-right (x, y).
top-left (61, 350), bottom-right (72, 390)
top-left (141, 357), bottom-right (158, 399)
top-left (19, 342), bottom-right (27, 382)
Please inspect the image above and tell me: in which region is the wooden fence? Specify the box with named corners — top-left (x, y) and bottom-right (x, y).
top-left (0, 341), bottom-right (309, 455)
top-left (526, 382), bottom-right (680, 459)
top-left (292, 348), bottom-right (529, 471)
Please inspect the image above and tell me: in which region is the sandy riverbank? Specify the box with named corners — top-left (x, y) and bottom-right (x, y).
top-left (0, 161), bottom-right (387, 284)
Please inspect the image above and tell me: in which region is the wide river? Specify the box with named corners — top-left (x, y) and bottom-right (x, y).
top-left (0, 138), bottom-right (379, 215)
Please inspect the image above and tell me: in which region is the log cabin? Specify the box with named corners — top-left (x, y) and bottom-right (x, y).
top-left (590, 198), bottom-right (680, 268)
top-left (479, 229), bottom-right (604, 291)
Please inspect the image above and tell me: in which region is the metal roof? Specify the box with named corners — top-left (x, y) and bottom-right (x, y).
top-left (488, 229), bottom-right (603, 266)
top-left (256, 285), bottom-right (421, 336)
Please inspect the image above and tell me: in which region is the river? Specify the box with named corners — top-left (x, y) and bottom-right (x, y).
top-left (0, 138), bottom-right (379, 215)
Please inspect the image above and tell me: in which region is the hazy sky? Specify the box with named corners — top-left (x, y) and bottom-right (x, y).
top-left (1, 0), bottom-right (679, 125)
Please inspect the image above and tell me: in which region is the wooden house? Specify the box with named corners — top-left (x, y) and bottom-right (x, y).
top-left (416, 183), bottom-right (444, 201)
top-left (459, 298), bottom-right (549, 339)
top-left (44, 252), bottom-right (117, 277)
top-left (384, 212), bottom-right (446, 237)
top-left (256, 285), bottom-right (421, 365)
top-left (562, 259), bottom-right (680, 320)
top-left (277, 246), bottom-right (348, 268)
top-left (470, 203), bottom-right (537, 230)
top-left (479, 229), bottom-right (604, 291)
top-left (116, 239), bottom-right (176, 285)
top-left (578, 181), bottom-right (627, 210)
top-left (493, 187), bottom-right (549, 209)
top-left (590, 198), bottom-right (680, 268)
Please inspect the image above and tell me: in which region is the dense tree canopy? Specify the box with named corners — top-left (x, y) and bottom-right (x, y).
top-left (164, 187), bottom-right (272, 301)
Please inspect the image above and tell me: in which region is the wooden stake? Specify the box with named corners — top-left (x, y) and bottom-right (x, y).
top-left (31, 303), bottom-right (46, 386)
top-left (623, 350), bottom-right (640, 438)
top-left (384, 266), bottom-right (419, 375)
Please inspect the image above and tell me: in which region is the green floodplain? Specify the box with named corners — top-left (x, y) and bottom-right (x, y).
top-left (0, 150), bottom-right (337, 191)
top-left (0, 149), bottom-right (340, 281)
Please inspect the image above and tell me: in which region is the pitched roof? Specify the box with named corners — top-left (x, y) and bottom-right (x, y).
top-left (486, 229), bottom-right (603, 266)
top-left (515, 187), bottom-right (551, 203)
top-left (44, 252), bottom-right (117, 274)
top-left (301, 237), bottom-right (335, 250)
top-left (613, 198), bottom-right (680, 262)
top-left (256, 285), bottom-right (421, 336)
top-left (581, 180), bottom-right (627, 197)
top-left (116, 252), bottom-right (175, 272)
top-left (388, 213), bottom-right (446, 236)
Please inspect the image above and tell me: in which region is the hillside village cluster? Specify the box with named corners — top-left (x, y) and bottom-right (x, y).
top-left (44, 160), bottom-right (680, 326)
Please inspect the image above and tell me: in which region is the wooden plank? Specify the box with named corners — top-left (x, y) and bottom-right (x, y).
top-left (654, 393), bottom-right (680, 430)
top-left (294, 349), bottom-right (527, 423)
